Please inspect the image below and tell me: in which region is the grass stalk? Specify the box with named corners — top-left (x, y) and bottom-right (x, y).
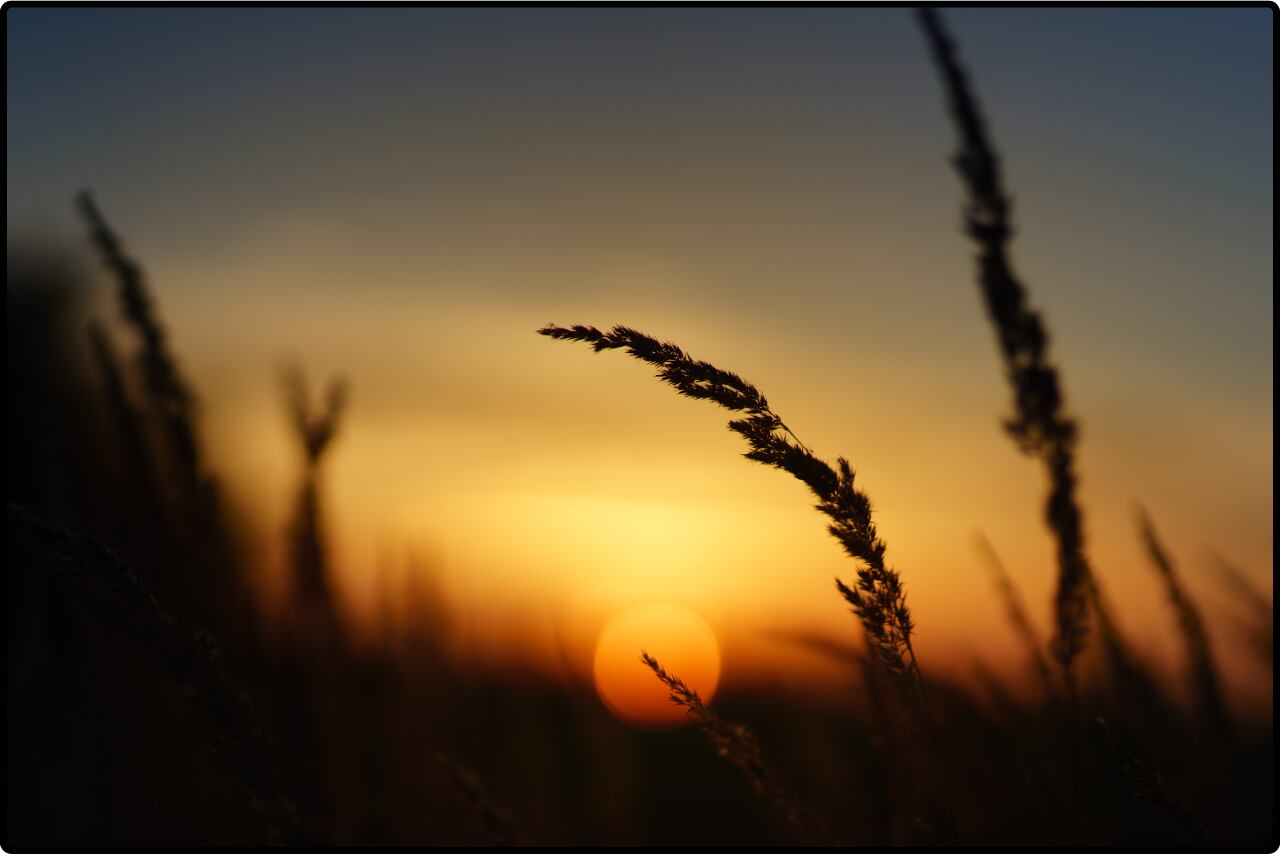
top-left (642, 652), bottom-right (833, 845)
top-left (76, 191), bottom-right (202, 495)
top-left (281, 365), bottom-right (348, 617)
top-left (917, 8), bottom-right (1094, 699)
top-left (87, 321), bottom-right (158, 510)
top-left (541, 323), bottom-right (956, 841)
top-left (975, 533), bottom-right (1056, 699)
top-left (1209, 553), bottom-right (1272, 667)
top-left (1137, 507), bottom-right (1229, 732)
top-left (7, 503), bottom-right (306, 845)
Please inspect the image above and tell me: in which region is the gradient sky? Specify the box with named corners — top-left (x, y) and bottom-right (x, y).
top-left (6, 7), bottom-right (1273, 706)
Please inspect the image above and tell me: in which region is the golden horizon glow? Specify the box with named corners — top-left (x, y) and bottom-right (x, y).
top-left (593, 603), bottom-right (721, 728)
top-left (41, 23), bottom-right (1267, 714)
top-left (182, 286), bottom-right (1272, 714)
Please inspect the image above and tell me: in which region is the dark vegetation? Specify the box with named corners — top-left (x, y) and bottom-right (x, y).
top-left (5, 10), bottom-right (1272, 848)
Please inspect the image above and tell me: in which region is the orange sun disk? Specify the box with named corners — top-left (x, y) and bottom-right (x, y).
top-left (592, 603), bottom-right (721, 728)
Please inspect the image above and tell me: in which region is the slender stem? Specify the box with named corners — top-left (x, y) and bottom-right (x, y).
top-left (903, 637), bottom-right (959, 843)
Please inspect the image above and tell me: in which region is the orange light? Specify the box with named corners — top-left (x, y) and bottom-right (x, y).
top-left (592, 603), bottom-right (721, 728)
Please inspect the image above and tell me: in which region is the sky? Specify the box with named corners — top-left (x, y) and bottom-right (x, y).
top-left (6, 7), bottom-right (1273, 707)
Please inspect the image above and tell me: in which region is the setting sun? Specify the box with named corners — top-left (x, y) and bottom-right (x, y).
top-left (5, 6), bottom-right (1270, 846)
top-left (593, 603), bottom-right (721, 728)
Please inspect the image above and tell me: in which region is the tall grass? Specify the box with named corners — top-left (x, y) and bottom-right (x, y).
top-left (642, 652), bottom-right (832, 845)
top-left (7, 503), bottom-right (306, 845)
top-left (1209, 553), bottom-right (1272, 668)
top-left (915, 21), bottom-right (1229, 842)
top-left (917, 9), bottom-right (1094, 698)
top-left (76, 191), bottom-right (203, 497)
top-left (76, 191), bottom-right (243, 634)
top-left (539, 325), bottom-right (919, 698)
top-left (974, 534), bottom-right (1055, 699)
top-left (4, 11), bottom-right (1270, 848)
top-left (1210, 552), bottom-right (1272, 619)
top-left (540, 323), bottom-right (957, 840)
top-left (87, 320), bottom-right (158, 512)
top-left (281, 366), bottom-right (348, 621)
top-left (1085, 573), bottom-right (1167, 718)
top-left (1137, 507), bottom-right (1228, 731)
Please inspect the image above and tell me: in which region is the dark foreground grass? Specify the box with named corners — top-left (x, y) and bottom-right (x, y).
top-left (4, 9), bottom-right (1271, 849)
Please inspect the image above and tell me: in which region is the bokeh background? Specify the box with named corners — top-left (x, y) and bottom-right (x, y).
top-left (5, 6), bottom-right (1272, 846)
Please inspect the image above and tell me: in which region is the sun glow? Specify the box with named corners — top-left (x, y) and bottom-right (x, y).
top-left (592, 603), bottom-right (721, 728)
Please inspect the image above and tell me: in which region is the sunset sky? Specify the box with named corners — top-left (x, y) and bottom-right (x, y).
top-left (7, 8), bottom-right (1272, 708)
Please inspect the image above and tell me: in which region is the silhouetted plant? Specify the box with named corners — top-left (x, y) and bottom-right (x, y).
top-left (540, 323), bottom-right (955, 840)
top-left (76, 191), bottom-right (202, 496)
top-left (1209, 552), bottom-right (1272, 667)
top-left (1137, 507), bottom-right (1229, 732)
top-left (8, 503), bottom-right (307, 845)
top-left (1086, 572), bottom-right (1169, 721)
top-left (540, 325), bottom-right (916, 693)
top-left (283, 365), bottom-right (349, 467)
top-left (975, 533), bottom-right (1056, 700)
top-left (87, 321), bottom-right (158, 513)
top-left (917, 9), bottom-right (1093, 697)
top-left (76, 192), bottom-right (243, 636)
top-left (642, 652), bottom-right (833, 845)
top-left (1210, 552), bottom-right (1272, 619)
top-left (281, 365), bottom-right (348, 618)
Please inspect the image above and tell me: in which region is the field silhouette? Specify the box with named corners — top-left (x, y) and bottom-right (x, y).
top-left (5, 9), bottom-right (1272, 848)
